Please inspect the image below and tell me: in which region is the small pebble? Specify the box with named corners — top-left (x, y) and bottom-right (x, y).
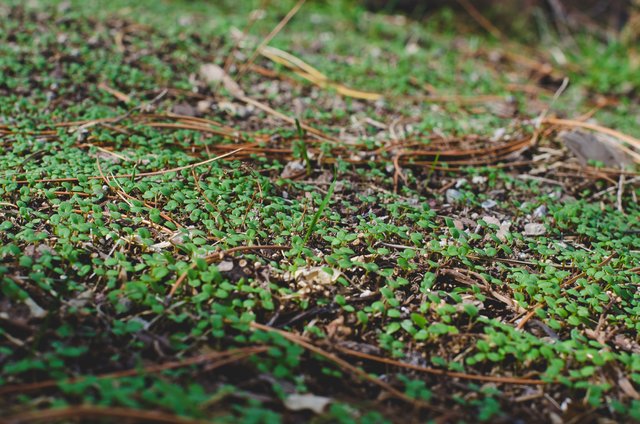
top-left (472, 175), bottom-right (487, 185)
top-left (281, 160), bottom-right (305, 179)
top-left (455, 178), bottom-right (468, 189)
top-left (481, 200), bottom-right (497, 209)
top-left (533, 205), bottom-right (547, 218)
top-left (218, 261), bottom-right (234, 272)
top-left (482, 216), bottom-right (500, 226)
top-left (446, 189), bottom-right (463, 203)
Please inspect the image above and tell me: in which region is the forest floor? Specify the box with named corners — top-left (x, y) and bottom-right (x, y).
top-left (1, 1), bottom-right (640, 423)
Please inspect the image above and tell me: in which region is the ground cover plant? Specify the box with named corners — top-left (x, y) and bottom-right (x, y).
top-left (1, 0), bottom-right (640, 422)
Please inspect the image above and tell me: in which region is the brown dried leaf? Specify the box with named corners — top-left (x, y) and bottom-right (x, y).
top-left (619, 376), bottom-right (640, 400)
top-left (283, 393), bottom-right (331, 414)
top-left (560, 130), bottom-right (633, 168)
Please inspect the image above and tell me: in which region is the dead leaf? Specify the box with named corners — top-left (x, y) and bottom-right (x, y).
top-left (613, 333), bottom-right (640, 354)
top-left (293, 266), bottom-right (340, 285)
top-left (283, 393), bottom-right (331, 414)
top-left (199, 63), bottom-right (245, 98)
top-left (149, 241), bottom-right (171, 252)
top-left (496, 222), bottom-right (511, 242)
top-left (89, 150), bottom-right (123, 164)
top-left (287, 266), bottom-right (341, 296)
top-left (619, 376), bottom-right (640, 400)
top-left (24, 297), bottom-right (47, 319)
top-left (482, 216), bottom-right (500, 227)
top-left (482, 216), bottom-right (511, 241)
top-left (485, 99), bottom-right (517, 118)
top-left (218, 101), bottom-right (253, 119)
top-left (524, 223), bottom-right (546, 236)
top-left (560, 130), bottom-right (633, 168)
top-left (281, 160), bottom-right (306, 179)
top-left (67, 290), bottom-right (93, 309)
top-left (325, 315), bottom-right (352, 339)
top-left (171, 103), bottom-right (198, 117)
top-left (260, 46), bottom-right (382, 101)
top-left (490, 290), bottom-right (526, 313)
top-left (197, 100), bottom-right (212, 113)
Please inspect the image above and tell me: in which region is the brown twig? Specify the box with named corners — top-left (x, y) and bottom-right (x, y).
top-left (13, 148), bottom-right (244, 185)
top-left (222, 0), bottom-right (270, 76)
top-left (97, 82), bottom-right (132, 103)
top-left (544, 117), bottom-right (640, 162)
top-left (249, 322), bottom-right (443, 411)
top-left (238, 95), bottom-right (339, 143)
top-left (143, 122), bottom-right (238, 139)
top-left (392, 153), bottom-right (407, 193)
top-left (96, 158), bottom-right (184, 229)
top-left (236, 0), bottom-right (307, 80)
top-left (617, 174), bottom-right (626, 214)
top-left (4, 406), bottom-right (209, 424)
top-left (455, 0), bottom-right (503, 39)
top-left (335, 345), bottom-right (546, 386)
top-left (516, 253), bottom-right (615, 330)
top-left (0, 346), bottom-right (267, 397)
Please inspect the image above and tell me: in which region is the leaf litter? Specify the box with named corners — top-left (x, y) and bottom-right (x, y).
top-left (1, 1), bottom-right (640, 423)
